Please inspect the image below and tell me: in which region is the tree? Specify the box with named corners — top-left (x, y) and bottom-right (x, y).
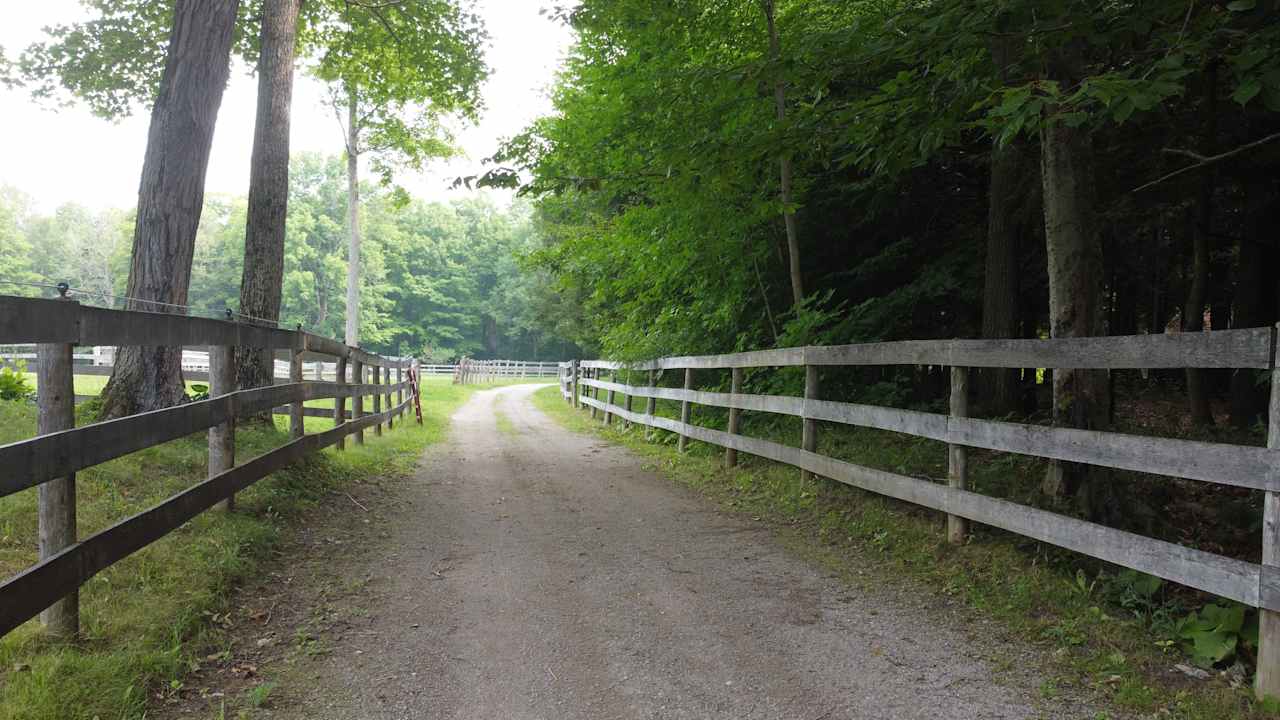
top-left (98, 0), bottom-right (242, 418)
top-left (761, 0), bottom-right (803, 307)
top-left (237, 0), bottom-right (304, 393)
top-left (1037, 38), bottom-right (1111, 505)
top-left (309, 0), bottom-right (488, 345)
top-left (0, 188), bottom-right (39, 295)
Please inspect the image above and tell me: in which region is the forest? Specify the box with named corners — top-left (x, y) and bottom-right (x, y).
top-left (473, 0), bottom-right (1280, 515)
top-left (0, 158), bottom-right (573, 363)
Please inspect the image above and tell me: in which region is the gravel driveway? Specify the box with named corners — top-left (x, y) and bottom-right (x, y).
top-left (275, 383), bottom-right (1093, 719)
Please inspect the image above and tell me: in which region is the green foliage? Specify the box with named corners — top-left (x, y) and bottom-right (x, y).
top-left (1176, 604), bottom-right (1257, 669)
top-left (308, 0), bottom-right (488, 188)
top-left (0, 363), bottom-right (32, 401)
top-left (6, 154), bottom-right (577, 362)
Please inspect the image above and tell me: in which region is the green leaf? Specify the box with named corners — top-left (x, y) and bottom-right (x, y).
top-left (1233, 79), bottom-right (1262, 105)
top-left (1226, 0), bottom-right (1257, 11)
top-left (1189, 630), bottom-right (1237, 668)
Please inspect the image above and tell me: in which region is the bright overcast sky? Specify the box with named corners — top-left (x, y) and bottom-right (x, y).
top-left (0, 0), bottom-right (573, 213)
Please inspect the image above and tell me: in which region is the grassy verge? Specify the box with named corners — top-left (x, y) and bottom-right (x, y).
top-left (0, 377), bottom-right (477, 720)
top-left (532, 385), bottom-right (1277, 720)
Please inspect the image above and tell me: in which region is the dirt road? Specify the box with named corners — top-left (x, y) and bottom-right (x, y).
top-left (277, 384), bottom-right (1089, 719)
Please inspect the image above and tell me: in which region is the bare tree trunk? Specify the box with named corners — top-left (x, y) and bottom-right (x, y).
top-left (982, 33), bottom-right (1039, 416)
top-left (99, 0), bottom-right (241, 420)
top-left (762, 0), bottom-right (803, 307)
top-left (1232, 177), bottom-right (1275, 427)
top-left (1039, 43), bottom-right (1111, 510)
top-left (1183, 206), bottom-right (1213, 424)
top-left (236, 0), bottom-right (303, 395)
top-left (345, 84), bottom-right (361, 347)
top-left (1184, 62), bottom-right (1218, 427)
top-left (983, 141), bottom-right (1038, 415)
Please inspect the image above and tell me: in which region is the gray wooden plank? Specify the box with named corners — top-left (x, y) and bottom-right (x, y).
top-left (589, 394), bottom-right (1264, 609)
top-left (0, 297), bottom-right (79, 344)
top-left (581, 378), bottom-right (1278, 492)
top-left (581, 327), bottom-right (1272, 372)
top-left (0, 380), bottom-right (414, 498)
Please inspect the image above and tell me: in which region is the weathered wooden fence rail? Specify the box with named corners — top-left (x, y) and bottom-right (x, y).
top-left (452, 357), bottom-right (562, 384)
top-left (0, 295), bottom-right (422, 639)
top-left (558, 325), bottom-right (1280, 698)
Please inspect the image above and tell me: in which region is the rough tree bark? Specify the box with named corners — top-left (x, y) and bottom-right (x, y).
top-left (762, 0), bottom-right (803, 307)
top-left (345, 84), bottom-right (362, 347)
top-left (99, 0), bottom-right (241, 420)
top-left (236, 0), bottom-right (303, 394)
top-left (1039, 42), bottom-right (1111, 510)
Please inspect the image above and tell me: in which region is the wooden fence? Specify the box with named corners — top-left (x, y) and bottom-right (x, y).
top-left (452, 357), bottom-right (561, 384)
top-left (0, 294), bottom-right (422, 640)
top-left (558, 325), bottom-right (1280, 698)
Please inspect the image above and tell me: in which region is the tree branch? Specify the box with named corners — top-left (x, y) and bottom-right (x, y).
top-left (1131, 131), bottom-right (1280, 193)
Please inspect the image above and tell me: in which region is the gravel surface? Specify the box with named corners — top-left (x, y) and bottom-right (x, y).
top-left (275, 384), bottom-right (1094, 719)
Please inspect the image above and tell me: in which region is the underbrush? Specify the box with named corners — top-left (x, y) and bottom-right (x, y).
top-left (534, 385), bottom-right (1279, 720)
top-left (0, 377), bottom-right (473, 720)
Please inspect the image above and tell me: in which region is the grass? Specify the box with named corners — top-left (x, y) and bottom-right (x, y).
top-left (0, 376), bottom-right (481, 720)
top-left (533, 385), bottom-right (1278, 720)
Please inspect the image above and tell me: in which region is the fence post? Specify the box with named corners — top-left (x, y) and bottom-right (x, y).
top-left (353, 359), bottom-right (365, 445)
top-left (645, 369), bottom-right (657, 440)
top-left (623, 369), bottom-right (634, 428)
top-left (801, 365), bottom-right (818, 481)
top-left (572, 360), bottom-right (580, 408)
top-left (1256, 325), bottom-right (1280, 700)
top-left (373, 364), bottom-right (383, 437)
top-left (397, 362), bottom-right (404, 418)
top-left (678, 367), bottom-right (693, 453)
top-left (414, 359), bottom-right (424, 425)
top-left (290, 347), bottom-right (304, 440)
top-left (387, 362), bottom-right (395, 430)
top-left (589, 367), bottom-right (598, 419)
top-left (37, 303), bottom-right (77, 637)
top-left (726, 366), bottom-right (743, 468)
top-left (334, 356), bottom-right (348, 451)
top-left (947, 366), bottom-right (969, 544)
top-left (604, 369), bottom-right (615, 425)
top-left (209, 344), bottom-right (236, 512)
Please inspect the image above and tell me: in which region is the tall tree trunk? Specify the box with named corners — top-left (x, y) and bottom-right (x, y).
top-left (982, 143), bottom-right (1022, 416)
top-left (1183, 62), bottom-right (1218, 427)
top-left (982, 29), bottom-right (1029, 416)
top-left (99, 0), bottom-right (241, 420)
top-left (1183, 206), bottom-right (1213, 424)
top-left (1231, 177), bottom-right (1275, 427)
top-left (1039, 43), bottom-right (1111, 511)
top-left (762, 0), bottom-right (803, 307)
top-left (345, 85), bottom-right (361, 347)
top-left (236, 0), bottom-right (303, 394)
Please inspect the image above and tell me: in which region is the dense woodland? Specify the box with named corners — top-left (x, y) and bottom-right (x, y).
top-left (465, 0), bottom-right (1280, 517)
